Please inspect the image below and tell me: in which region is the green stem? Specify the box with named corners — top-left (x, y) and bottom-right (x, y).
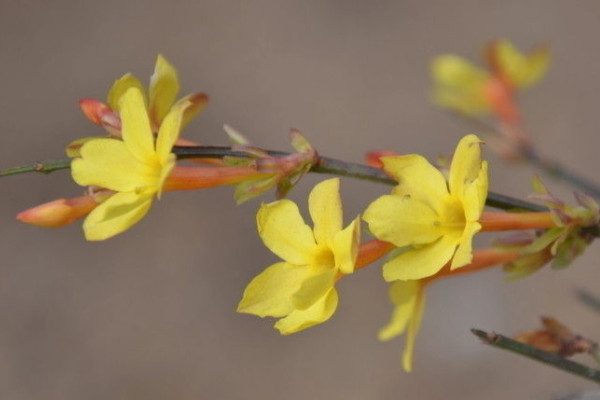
top-left (449, 111), bottom-right (600, 199)
top-left (0, 146), bottom-right (545, 212)
top-left (472, 328), bottom-right (600, 384)
top-left (0, 159), bottom-right (71, 176)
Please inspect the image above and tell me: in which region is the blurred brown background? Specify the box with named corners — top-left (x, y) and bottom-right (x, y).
top-left (1, 0), bottom-right (600, 399)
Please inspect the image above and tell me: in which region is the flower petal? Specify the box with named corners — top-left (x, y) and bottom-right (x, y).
top-left (237, 262), bottom-right (311, 318)
top-left (275, 288), bottom-right (338, 335)
top-left (309, 178), bottom-right (342, 247)
top-left (449, 134), bottom-right (484, 202)
top-left (495, 40), bottom-right (550, 89)
top-left (382, 235), bottom-right (458, 281)
top-left (155, 102), bottom-right (184, 165)
top-left (82, 191), bottom-right (153, 241)
top-left (378, 280), bottom-right (420, 341)
top-left (382, 155), bottom-right (449, 211)
top-left (402, 285), bottom-right (426, 373)
top-left (119, 88), bottom-right (156, 163)
top-left (257, 199), bottom-right (318, 265)
top-left (333, 217), bottom-right (360, 274)
top-left (450, 221), bottom-right (481, 270)
top-left (363, 194), bottom-right (442, 248)
top-left (176, 93), bottom-right (209, 130)
top-left (149, 54), bottom-right (180, 126)
top-left (107, 73), bottom-right (146, 111)
top-left (71, 138), bottom-right (154, 192)
top-left (431, 55), bottom-right (491, 115)
top-left (292, 268), bottom-right (336, 310)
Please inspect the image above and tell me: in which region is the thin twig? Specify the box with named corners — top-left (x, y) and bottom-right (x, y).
top-left (472, 328), bottom-right (600, 384)
top-left (576, 290), bottom-right (600, 315)
top-left (0, 147), bottom-right (547, 212)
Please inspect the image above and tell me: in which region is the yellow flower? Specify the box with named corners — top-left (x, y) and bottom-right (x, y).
top-left (68, 54), bottom-right (207, 157)
top-left (71, 86), bottom-right (184, 240)
top-left (378, 280), bottom-right (426, 372)
top-left (237, 178), bottom-right (361, 334)
top-left (363, 134), bottom-right (488, 281)
top-left (431, 39), bottom-right (549, 116)
top-left (106, 54), bottom-right (206, 131)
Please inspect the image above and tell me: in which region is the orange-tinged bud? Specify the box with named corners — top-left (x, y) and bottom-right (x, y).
top-left (79, 99), bottom-right (112, 125)
top-left (365, 151), bottom-right (399, 169)
top-left (16, 195), bottom-right (99, 228)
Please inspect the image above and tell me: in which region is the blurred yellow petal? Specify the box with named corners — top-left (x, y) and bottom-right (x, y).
top-left (309, 178), bottom-right (342, 247)
top-left (431, 55), bottom-right (490, 115)
top-left (119, 88), bottom-right (156, 163)
top-left (333, 217), bottom-right (360, 274)
top-left (71, 139), bottom-right (153, 192)
top-left (495, 40), bottom-right (550, 89)
top-left (292, 268), bottom-right (336, 310)
top-left (107, 73), bottom-right (146, 110)
top-left (257, 200), bottom-right (318, 265)
top-left (275, 288), bottom-right (338, 335)
top-left (402, 286), bottom-right (426, 372)
top-left (382, 235), bottom-right (458, 281)
top-left (83, 192), bottom-right (153, 241)
top-left (363, 194), bottom-right (442, 248)
top-left (378, 280), bottom-right (420, 341)
top-left (149, 54), bottom-right (180, 126)
top-left (237, 262), bottom-right (311, 318)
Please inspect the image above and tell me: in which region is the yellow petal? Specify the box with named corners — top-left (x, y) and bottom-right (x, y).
top-left (292, 268), bottom-right (336, 310)
top-left (450, 221), bottom-right (481, 270)
top-left (382, 235), bottom-right (458, 281)
top-left (71, 139), bottom-right (154, 192)
top-left (431, 55), bottom-right (490, 115)
top-left (402, 286), bottom-right (426, 372)
top-left (378, 280), bottom-right (420, 341)
top-left (155, 103), bottom-right (183, 165)
top-left (333, 217), bottom-right (361, 274)
top-left (275, 288), bottom-right (338, 335)
top-left (82, 192), bottom-right (153, 241)
top-left (382, 155), bottom-right (449, 211)
top-left (257, 199), bottom-right (318, 265)
top-left (176, 93), bottom-right (209, 130)
top-left (449, 135), bottom-right (484, 203)
top-left (237, 262), bottom-right (311, 318)
top-left (65, 136), bottom-right (106, 158)
top-left (119, 88), bottom-right (156, 163)
top-left (363, 194), bottom-right (442, 248)
top-left (309, 178), bottom-right (343, 247)
top-left (495, 40), bottom-right (550, 89)
top-left (149, 54), bottom-right (180, 126)
top-left (107, 73), bottom-right (146, 111)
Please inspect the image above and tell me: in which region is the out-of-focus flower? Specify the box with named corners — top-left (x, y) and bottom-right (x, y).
top-left (237, 178), bottom-right (360, 334)
top-left (431, 39), bottom-right (549, 122)
top-left (363, 134), bottom-right (488, 281)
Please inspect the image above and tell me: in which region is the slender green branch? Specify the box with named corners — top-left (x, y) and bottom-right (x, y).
top-left (0, 159), bottom-right (71, 177)
top-left (576, 289), bottom-right (600, 315)
top-left (174, 146), bottom-right (546, 211)
top-left (472, 328), bottom-right (600, 384)
top-left (0, 146), bottom-right (546, 212)
top-left (449, 111), bottom-right (600, 199)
